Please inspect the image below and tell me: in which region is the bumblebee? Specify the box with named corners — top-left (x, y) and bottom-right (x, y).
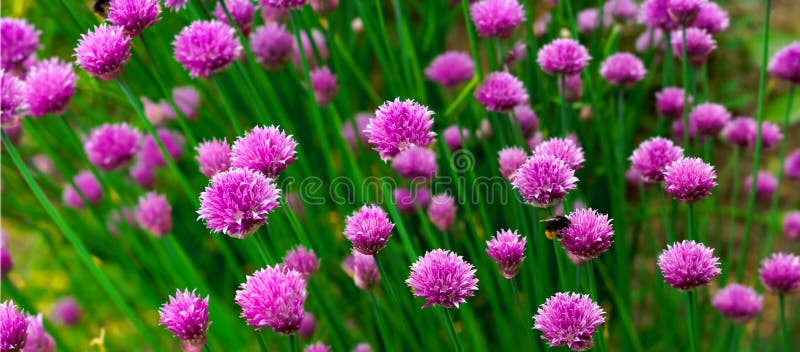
top-left (93, 0), bottom-right (111, 16)
top-left (541, 216), bottom-right (571, 240)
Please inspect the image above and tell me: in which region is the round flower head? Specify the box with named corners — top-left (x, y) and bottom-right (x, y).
top-left (1, 301), bottom-right (28, 352)
top-left (639, 0), bottom-right (678, 30)
top-left (282, 245), bottom-right (319, 279)
top-left (135, 192), bottom-right (172, 237)
top-left (165, 0), bottom-right (190, 11)
top-left (261, 0), bottom-right (307, 9)
top-left (629, 137), bottom-right (683, 182)
top-left (512, 105), bottom-right (538, 137)
top-left (230, 125), bottom-right (297, 177)
top-left (342, 113), bottom-right (371, 149)
top-left (1, 18), bottom-right (40, 72)
top-left (292, 29), bottom-right (328, 69)
top-left (391, 146), bottom-right (437, 180)
top-left (107, 0), bottom-right (160, 37)
top-left (743, 171), bottom-right (777, 203)
top-left (308, 66), bottom-right (338, 106)
top-left (51, 297), bottom-right (81, 326)
top-left (353, 251), bottom-right (381, 290)
top-left (625, 167), bottom-right (647, 187)
top-left (604, 0), bottom-right (639, 22)
top-left (406, 249), bottom-right (478, 308)
top-left (74, 24), bottom-right (131, 80)
top-left (512, 154), bottom-right (578, 207)
top-left (63, 171), bottom-right (103, 209)
top-left (129, 161), bottom-right (155, 188)
top-left (759, 252), bottom-right (800, 294)
top-left (670, 27), bottom-right (716, 67)
top-left (24, 313), bottom-right (54, 352)
top-left (533, 292), bottom-right (605, 351)
top-left (214, 0), bottom-right (256, 37)
top-left (636, 28), bottom-right (665, 53)
top-left (344, 205), bottom-right (394, 255)
top-left (712, 284), bottom-right (763, 323)
top-left (365, 98), bottom-right (436, 160)
top-left (84, 123), bottom-right (141, 171)
top-left (173, 20), bottom-right (242, 78)
top-left (394, 188), bottom-right (431, 213)
top-left (537, 38), bottom-right (592, 76)
top-left (486, 229), bottom-right (527, 279)
top-left (159, 289), bottom-right (209, 350)
top-left (304, 342), bottom-right (331, 352)
top-left (768, 42), bottom-right (800, 84)
top-left (310, 0), bottom-right (339, 14)
top-left (721, 116), bottom-right (757, 147)
top-left (235, 265), bottom-right (307, 333)
top-left (250, 23), bottom-right (293, 70)
top-left (577, 9), bottom-right (602, 33)
top-left (498, 146), bottom-right (528, 180)
top-left (693, 2), bottom-right (729, 34)
top-left (298, 312), bottom-right (316, 339)
top-left (352, 343), bottom-right (372, 352)
top-left (198, 168), bottom-right (281, 239)
top-left (600, 52), bottom-right (646, 86)
top-left (533, 137), bottom-right (585, 170)
top-left (787, 148), bottom-right (800, 180)
top-left (167, 86), bottom-right (200, 119)
top-left (656, 87), bottom-right (693, 118)
top-left (664, 157), bottom-right (717, 203)
top-left (657, 240), bottom-right (721, 290)
top-left (689, 102), bottom-right (730, 136)
top-left (558, 74), bottom-right (584, 102)
top-left (140, 128), bottom-right (184, 167)
top-left (784, 211), bottom-right (800, 240)
top-left (142, 97), bottom-right (169, 125)
top-left (425, 51), bottom-right (475, 87)
top-left (533, 13), bottom-right (551, 38)
top-left (758, 121), bottom-right (782, 150)
top-left (1, 70), bottom-right (26, 127)
top-left (24, 58), bottom-right (77, 117)
top-left (443, 125), bottom-right (469, 151)
top-left (195, 138), bottom-right (231, 178)
top-left (469, 0), bottom-right (526, 39)
top-left (560, 208), bottom-right (614, 261)
top-left (261, 4), bottom-right (289, 22)
top-left (475, 71), bottom-right (529, 112)
top-left (667, 0), bottom-right (704, 25)
top-left (427, 194), bottom-right (456, 232)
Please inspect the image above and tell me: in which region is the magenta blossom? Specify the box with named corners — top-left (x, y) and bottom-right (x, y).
top-left (560, 208), bottom-right (614, 261)
top-left (537, 38), bottom-right (592, 76)
top-left (235, 265), bottom-right (307, 333)
top-left (469, 0), bottom-right (526, 39)
top-left (512, 154), bottom-right (578, 207)
top-left (198, 168), bottom-right (281, 239)
top-left (74, 24), bottom-right (131, 80)
top-left (173, 20), bottom-right (242, 78)
top-left (24, 58), bottom-right (77, 117)
top-left (498, 147), bottom-right (528, 181)
top-left (344, 205), bottom-right (394, 255)
top-left (282, 245), bottom-right (320, 279)
top-left (406, 249), bottom-right (478, 308)
top-left (1, 18), bottom-right (40, 72)
top-left (159, 289), bottom-right (209, 351)
top-left (759, 253), bottom-right (800, 294)
top-left (475, 71), bottom-right (529, 112)
top-left (532, 137), bottom-right (585, 170)
top-left (195, 138), bottom-right (231, 178)
top-left (84, 123), bottom-right (141, 171)
top-left (712, 284), bottom-right (763, 323)
top-left (107, 0), bottom-right (160, 37)
top-left (486, 229), bottom-right (527, 279)
top-left (230, 125), bottom-right (297, 177)
top-left (533, 292), bottom-right (605, 351)
top-left (425, 51), bottom-right (475, 87)
top-left (658, 240), bottom-right (721, 290)
top-left (427, 194), bottom-right (456, 232)
top-left (250, 23), bottom-right (294, 70)
top-left (600, 52), bottom-right (646, 86)
top-left (664, 157), bottom-right (717, 203)
top-left (135, 192), bottom-right (172, 237)
top-left (365, 98), bottom-right (436, 160)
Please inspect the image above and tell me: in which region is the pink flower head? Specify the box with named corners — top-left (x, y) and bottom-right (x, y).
top-left (600, 52), bottom-right (646, 86)
top-left (577, 8), bottom-right (605, 33)
top-left (758, 121), bottom-right (783, 150)
top-left (173, 20), bottom-right (242, 78)
top-left (250, 23), bottom-right (293, 70)
top-left (533, 137), bottom-right (585, 170)
top-left (394, 188), bottom-right (431, 213)
top-left (135, 192), bottom-right (172, 237)
top-left (63, 170), bottom-right (103, 209)
top-left (656, 86), bottom-right (692, 118)
top-left (342, 112), bottom-right (372, 149)
top-left (406, 249), bottom-right (479, 308)
top-left (140, 128), bottom-right (184, 167)
top-left (533, 292), bottom-right (605, 351)
top-left (639, 0), bottom-right (678, 30)
top-left (214, 0), bottom-right (257, 37)
top-left (198, 168), bottom-right (281, 239)
top-left (759, 252), bottom-right (800, 294)
top-left (658, 240), bottom-right (721, 290)
top-left (292, 29), bottom-right (328, 69)
top-left (783, 211), bottom-right (800, 240)
top-left (443, 125), bottom-right (469, 152)
top-left (235, 265), bottom-right (307, 333)
top-left (693, 2), bottom-right (729, 34)
top-left (231, 125), bottom-right (297, 177)
top-left (310, 0), bottom-right (339, 14)
top-left (308, 66), bottom-right (338, 106)
top-left (712, 284), bottom-right (763, 323)
top-left (558, 74), bottom-right (583, 102)
top-left (689, 102), bottom-right (731, 136)
top-left (768, 42), bottom-right (800, 84)
top-left (559, 208), bottom-right (614, 262)
top-left (671, 118), bottom-right (697, 142)
top-left (1, 18), bottom-right (40, 72)
top-left (469, 0), bottom-right (526, 39)
top-left (298, 312), bottom-right (316, 339)
top-left (427, 194), bottom-right (456, 232)
top-left (629, 137), bottom-right (684, 182)
top-left (304, 342), bottom-right (331, 352)
top-left (787, 148), bottom-right (800, 180)
top-left (261, 4), bottom-right (289, 22)
top-left (164, 0), bottom-right (190, 11)
top-left (743, 171), bottom-right (778, 203)
top-left (512, 154), bottom-right (578, 207)
top-left (391, 146), bottom-right (437, 181)
top-left (1, 70), bottom-right (26, 127)
top-left (365, 98), bottom-right (436, 160)
top-left (537, 38), bottom-right (592, 76)
top-left (475, 71), bottom-right (529, 112)
top-left (74, 24), bottom-right (131, 80)
top-left (498, 146), bottom-right (528, 180)
top-left (670, 27), bottom-right (716, 67)
top-left (353, 251), bottom-right (380, 290)
top-left (636, 29), bottom-right (665, 53)
top-left (533, 13), bottom-right (551, 38)
top-left (165, 86), bottom-right (201, 119)
top-left (1, 243), bottom-right (11, 280)
top-left (486, 229), bottom-right (527, 279)
top-left (195, 138), bottom-right (231, 178)
top-left (24, 313), bottom-right (54, 352)
top-left (159, 289), bottom-right (209, 350)
top-left (721, 116), bottom-right (757, 147)
top-left (352, 343), bottom-right (372, 352)
top-left (85, 123), bottom-right (142, 171)
top-left (425, 51), bottom-right (475, 88)
top-left (129, 161), bottom-right (155, 188)
top-left (51, 297), bottom-right (82, 326)
top-left (604, 0), bottom-right (639, 22)
top-left (261, 0), bottom-right (307, 9)
top-left (664, 157), bottom-right (717, 203)
top-left (23, 57), bottom-right (77, 117)
top-left (107, 0), bottom-right (160, 37)
top-left (512, 105), bottom-right (539, 137)
top-left (1, 301), bottom-right (29, 352)
top-left (344, 205), bottom-right (394, 255)
top-left (283, 245), bottom-right (320, 279)
top-left (667, 0), bottom-right (705, 25)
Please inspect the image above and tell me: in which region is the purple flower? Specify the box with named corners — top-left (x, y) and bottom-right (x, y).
top-left (344, 205), bottom-right (394, 255)
top-left (425, 51), bottom-right (475, 87)
top-left (537, 38), bottom-right (592, 76)
top-left (427, 194), bottom-right (456, 232)
top-left (394, 188), bottom-right (431, 213)
top-left (787, 148), bottom-right (800, 180)
top-left (693, 2), bottom-right (729, 34)
top-left (129, 161), bottom-right (155, 188)
top-left (63, 171), bottom-right (103, 209)
top-left (577, 8), bottom-right (605, 33)
top-left (656, 87), bottom-right (692, 119)
top-left (164, 0), bottom-right (190, 11)
top-left (353, 251), bottom-right (380, 290)
top-left (768, 42), bottom-right (800, 84)
top-left (558, 74), bottom-right (583, 103)
top-left (250, 23), bottom-right (293, 70)
top-left (195, 138), bottom-right (231, 178)
top-left (74, 24), bottom-right (131, 80)
top-left (140, 128), bottom-right (184, 167)
top-left (159, 289), bottom-right (209, 351)
top-left (721, 116), bottom-right (757, 147)
top-left (560, 208), bottom-right (614, 261)
top-left (784, 211), bottom-right (800, 240)
top-left (512, 105), bottom-right (539, 137)
top-left (533, 292), bottom-right (605, 351)
top-left (298, 312), bottom-right (316, 339)
top-left (135, 192), bottom-right (172, 237)
top-left (406, 249), bottom-right (478, 308)
top-left (533, 137), bottom-right (585, 170)
top-left (352, 343), bottom-right (372, 352)
top-left (365, 98), bottom-right (436, 160)
top-left (214, 0), bottom-right (257, 36)
top-left (304, 342), bottom-right (331, 352)
top-left (667, 0), bottom-right (704, 25)
top-left (604, 0), bottom-right (639, 22)
top-left (758, 121), bottom-right (782, 149)
top-left (24, 313), bottom-right (54, 352)
top-left (533, 13), bottom-right (551, 38)
top-left (469, 0), bottom-right (526, 39)
top-left (670, 27), bottom-right (716, 67)
top-left (282, 245), bottom-right (319, 279)
top-left (107, 0), bottom-right (160, 37)
top-left (342, 112), bottom-right (372, 149)
top-left (198, 168), bottom-right (281, 239)
top-left (671, 117), bottom-right (697, 142)
top-left (1, 242), bottom-right (11, 280)
top-left (261, 4), bottom-right (289, 22)
top-left (1, 301), bottom-right (28, 352)
top-left (712, 284), bottom-right (763, 323)
top-left (743, 171), bottom-right (777, 203)
top-left (391, 146), bottom-right (437, 180)
top-left (512, 154), bottom-right (578, 207)
top-left (658, 240), bottom-right (721, 290)
top-left (759, 252), bottom-right (800, 294)
top-left (1, 18), bottom-right (40, 72)
top-left (261, 0), bottom-right (307, 9)
top-left (23, 57), bottom-right (77, 117)
top-left (310, 0), bottom-right (339, 14)
top-left (85, 123), bottom-right (141, 171)
top-left (292, 30), bottom-right (328, 69)
top-left (475, 71), bottom-right (529, 112)
top-left (639, 0), bottom-right (678, 31)
top-left (689, 102), bottom-right (730, 136)
top-left (443, 125), bottom-right (469, 152)
top-left (308, 66), bottom-right (338, 106)
top-left (235, 265), bottom-right (307, 333)
top-left (173, 20), bottom-right (242, 78)
top-left (664, 157), bottom-right (717, 203)
top-left (629, 138), bottom-right (685, 182)
top-left (636, 29), bottom-right (665, 53)
top-left (230, 125), bottom-right (297, 177)
top-left (51, 297), bottom-right (81, 326)
top-left (166, 86), bottom-right (200, 119)
top-left (486, 229), bottom-right (526, 279)
top-left (498, 146), bottom-right (528, 180)
top-left (600, 52), bottom-right (646, 86)
top-left (1, 70), bottom-right (26, 127)
top-left (504, 41), bottom-right (526, 67)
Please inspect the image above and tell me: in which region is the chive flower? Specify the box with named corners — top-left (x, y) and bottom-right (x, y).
top-left (1, 243), bottom-right (11, 280)
top-left (512, 154), bottom-right (578, 208)
top-left (512, 105), bottom-right (539, 137)
top-left (787, 148), bottom-right (800, 180)
top-left (1, 70), bottom-right (26, 127)
top-left (198, 168), bottom-right (281, 239)
top-left (639, 0), bottom-right (678, 31)
top-left (298, 312), bottom-right (316, 339)
top-left (559, 74), bottom-right (584, 102)
top-left (629, 137), bottom-right (684, 182)
top-left (443, 125), bottom-right (469, 151)
top-left (636, 29), bottom-right (665, 53)
top-left (424, 51), bottom-right (475, 87)
top-left (159, 289), bottom-right (210, 351)
top-left (0, 18), bottom-right (40, 72)
top-left (365, 98), bottom-right (436, 160)
top-left (24, 313), bottom-right (54, 352)
top-left (24, 58), bottom-right (77, 117)
top-left (107, 0), bottom-right (160, 37)
top-left (261, 0), bottom-right (307, 9)
top-left (353, 251), bottom-right (380, 290)
top-left (712, 284), bottom-right (763, 323)
top-left (693, 2), bottom-right (729, 34)
top-left (63, 170), bottom-right (103, 209)
top-left (283, 245), bottom-right (320, 279)
top-left (469, 0), bottom-right (526, 39)
top-left (743, 171), bottom-right (777, 203)
top-left (768, 42), bottom-right (800, 84)
top-left (342, 112), bottom-right (371, 149)
top-left (671, 118), bottom-right (697, 142)
top-left (230, 125), bottom-right (298, 177)
top-left (406, 249), bottom-right (479, 308)
top-left (51, 297), bottom-right (81, 326)
top-left (784, 211), bottom-right (800, 240)
top-left (721, 116), bottom-right (757, 147)
top-left (658, 240), bottom-right (721, 290)
top-left (560, 208), bottom-right (614, 261)
top-left (666, 0), bottom-right (704, 25)
top-left (475, 71), bottom-right (529, 112)
top-left (173, 20), bottom-right (242, 78)
top-left (600, 52), bottom-right (646, 86)
top-left (533, 137), bottom-right (585, 170)
top-left (74, 24), bottom-right (131, 80)
top-left (85, 123), bottom-right (142, 171)
top-left (655, 87), bottom-right (692, 118)
top-left (1, 301), bottom-right (28, 351)
top-left (310, 0), bottom-right (339, 14)
top-left (344, 205), bottom-right (394, 255)
top-left (292, 29), bottom-right (328, 69)
top-left (577, 9), bottom-right (604, 34)
top-left (135, 192), bottom-right (172, 237)
top-left (352, 343), bottom-right (372, 352)
top-left (485, 229), bottom-right (526, 279)
top-left (261, 4), bottom-right (289, 22)
top-left (394, 188), bottom-right (431, 213)
top-left (304, 342), bottom-right (331, 352)
top-left (427, 194), bottom-right (456, 232)
top-left (533, 292), bottom-right (605, 351)
top-left (195, 138), bottom-right (231, 178)
top-left (664, 157), bottom-right (717, 203)
top-left (759, 253), bottom-right (800, 294)
top-left (537, 38), bottom-right (592, 76)
top-left (604, 0), bottom-right (639, 22)
top-left (213, 0), bottom-right (256, 37)
top-left (498, 146), bottom-right (528, 181)
top-left (129, 161), bottom-right (155, 189)
top-left (235, 265), bottom-right (307, 333)
top-left (689, 102), bottom-right (731, 137)
top-left (165, 0), bottom-right (190, 11)
top-left (391, 146), bottom-right (437, 181)
top-left (308, 66), bottom-right (338, 106)
top-left (250, 23), bottom-right (293, 70)
top-left (670, 27), bottom-right (716, 67)
top-left (758, 121), bottom-right (783, 150)
top-left (140, 128), bottom-right (185, 167)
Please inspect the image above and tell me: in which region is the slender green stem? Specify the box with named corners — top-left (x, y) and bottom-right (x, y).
top-left (510, 279), bottom-right (538, 352)
top-left (460, 0), bottom-right (483, 81)
top-left (211, 75), bottom-right (243, 134)
top-left (779, 294), bottom-right (788, 352)
top-left (290, 333), bottom-right (297, 352)
top-left (688, 204), bottom-right (694, 241)
top-left (659, 191), bottom-right (675, 243)
top-left (587, 261), bottom-right (607, 352)
top-left (687, 290), bottom-right (697, 352)
top-left (680, 25), bottom-right (691, 151)
top-left (552, 238), bottom-right (568, 291)
top-left (762, 86), bottom-right (795, 255)
top-left (370, 291), bottom-right (392, 352)
top-left (442, 308), bottom-right (464, 352)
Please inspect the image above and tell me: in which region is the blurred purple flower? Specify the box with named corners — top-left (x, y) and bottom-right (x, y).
top-left (230, 125), bottom-right (297, 177)
top-left (344, 205), bottom-right (394, 255)
top-left (658, 240), bottom-right (721, 290)
top-left (173, 20), bottom-right (242, 78)
top-left (787, 148), bottom-right (800, 180)
top-left (577, 8), bottom-right (604, 33)
top-left (85, 123), bottom-right (141, 171)
top-left (1, 70), bottom-right (26, 127)
top-left (604, 0), bottom-right (638, 22)
top-left (24, 58), bottom-right (76, 117)
top-left (51, 297), bottom-right (81, 326)
top-left (768, 42), bottom-right (800, 84)
top-left (469, 0), bottom-right (526, 39)
top-left (784, 211), bottom-right (800, 240)
top-left (394, 188), bottom-right (431, 212)
top-left (107, 0), bottom-right (160, 37)
top-left (63, 170), bottom-right (103, 209)
top-left (310, 0), bottom-right (339, 14)
top-left (140, 128), bottom-right (184, 167)
top-left (743, 171), bottom-right (777, 203)
top-left (292, 29), bottom-right (328, 69)
top-left (758, 121), bottom-right (783, 150)
top-left (283, 245), bottom-right (319, 279)
top-left (251, 23), bottom-right (293, 70)
top-left (195, 138), bottom-right (231, 178)
top-left (759, 253), bottom-right (800, 294)
top-left (533, 292), bottom-right (605, 351)
top-left (721, 116), bottom-right (757, 148)
top-left (486, 229), bottom-right (526, 279)
top-left (559, 74), bottom-right (583, 102)
top-left (537, 38), bottom-right (591, 76)
top-left (235, 265), bottom-right (307, 333)
top-left (425, 51), bottom-right (475, 87)
top-left (129, 161), bottom-right (155, 189)
top-left (656, 87), bottom-right (692, 119)
top-left (391, 146), bottom-right (437, 181)
top-left (352, 343), bottom-right (372, 352)
top-left (670, 27), bottom-right (716, 67)
top-left (308, 66), bottom-right (338, 106)
top-left (298, 312), bottom-right (316, 339)
top-left (353, 251), bottom-right (380, 290)
top-left (512, 105), bottom-right (539, 137)
top-left (75, 24), bottom-right (131, 80)
top-left (23, 313), bottom-right (54, 352)
top-left (198, 168), bottom-right (281, 239)
top-left (428, 194), bottom-right (456, 232)
top-left (165, 0), bottom-right (190, 11)
top-left (213, 0), bottom-right (257, 37)
top-left (475, 71), bottom-right (529, 112)
top-left (712, 284), bottom-right (763, 323)
top-left (639, 0), bottom-right (678, 31)
top-left (635, 29), bottom-right (665, 53)
top-left (406, 249), bottom-right (478, 308)
top-left (667, 0), bottom-right (704, 25)
top-left (498, 146), bottom-right (528, 181)
top-left (261, 0), bottom-right (307, 9)
top-left (1, 18), bottom-right (40, 72)
top-left (135, 192), bottom-right (172, 237)
top-left (693, 2), bottom-right (729, 34)
top-left (600, 52), bottom-right (646, 86)
top-left (533, 137), bottom-right (585, 170)
top-left (304, 342), bottom-right (331, 352)
top-left (443, 125), bottom-right (469, 152)
top-left (689, 102), bottom-right (730, 137)
top-left (159, 289), bottom-right (209, 351)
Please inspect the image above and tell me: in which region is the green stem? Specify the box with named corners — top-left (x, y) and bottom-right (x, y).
top-left (290, 333), bottom-right (297, 352)
top-left (779, 294), bottom-right (788, 352)
top-left (510, 279), bottom-right (538, 352)
top-left (659, 191), bottom-right (675, 243)
top-left (762, 86), bottom-right (795, 256)
top-left (688, 204), bottom-right (694, 241)
top-left (552, 238), bottom-right (568, 291)
top-left (370, 291), bottom-right (392, 352)
top-left (687, 290), bottom-right (697, 352)
top-left (460, 0), bottom-right (483, 81)
top-left (211, 75), bottom-right (243, 134)
top-left (587, 261), bottom-right (607, 352)
top-left (442, 308), bottom-right (464, 352)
